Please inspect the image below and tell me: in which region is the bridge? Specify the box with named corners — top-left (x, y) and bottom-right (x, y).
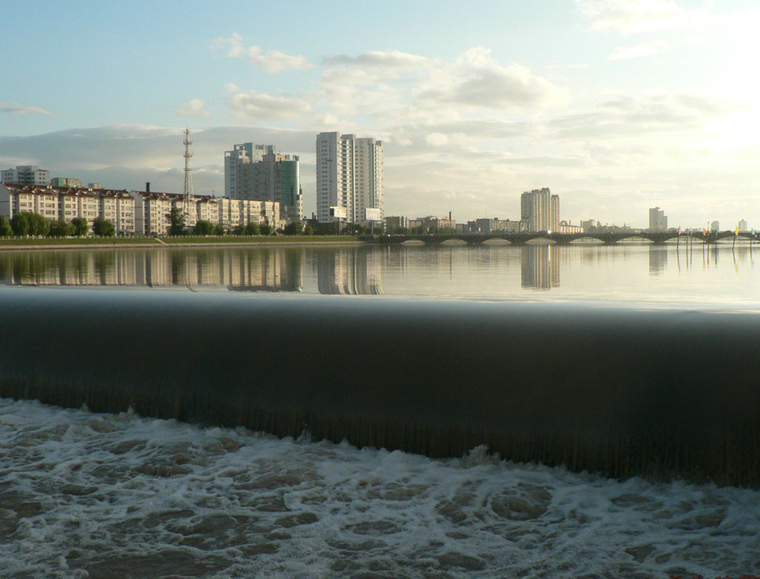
top-left (362, 231), bottom-right (757, 246)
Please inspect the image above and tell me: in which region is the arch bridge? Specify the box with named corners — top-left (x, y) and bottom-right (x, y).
top-left (362, 231), bottom-right (751, 246)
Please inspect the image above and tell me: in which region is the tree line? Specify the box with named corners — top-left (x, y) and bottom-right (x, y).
top-left (0, 213), bottom-right (114, 237)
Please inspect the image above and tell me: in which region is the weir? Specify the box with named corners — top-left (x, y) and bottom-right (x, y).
top-left (1, 288), bottom-right (759, 487)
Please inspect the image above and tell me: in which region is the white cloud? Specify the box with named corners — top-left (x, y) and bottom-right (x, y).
top-left (324, 50), bottom-right (430, 69)
top-left (577, 0), bottom-right (713, 34)
top-left (227, 89), bottom-right (312, 120)
top-left (176, 99), bottom-right (212, 118)
top-left (212, 33), bottom-right (311, 72)
top-left (419, 48), bottom-right (566, 111)
top-left (0, 102), bottom-right (56, 116)
top-left (608, 40), bottom-right (669, 60)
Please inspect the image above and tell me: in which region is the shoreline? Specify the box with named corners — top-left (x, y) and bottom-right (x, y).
top-left (0, 237), bottom-right (366, 252)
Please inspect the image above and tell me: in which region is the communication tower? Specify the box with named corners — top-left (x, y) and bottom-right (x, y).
top-left (183, 128), bottom-right (194, 226)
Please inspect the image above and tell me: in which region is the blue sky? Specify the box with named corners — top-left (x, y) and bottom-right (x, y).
top-left (2, 0), bottom-right (759, 227)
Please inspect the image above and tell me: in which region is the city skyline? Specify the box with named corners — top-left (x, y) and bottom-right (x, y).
top-left (1, 0), bottom-right (759, 228)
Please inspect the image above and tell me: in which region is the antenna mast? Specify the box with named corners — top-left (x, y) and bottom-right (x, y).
top-left (183, 128), bottom-right (194, 227)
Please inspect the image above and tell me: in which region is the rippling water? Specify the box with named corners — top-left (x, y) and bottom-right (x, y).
top-left (2, 398), bottom-right (759, 579)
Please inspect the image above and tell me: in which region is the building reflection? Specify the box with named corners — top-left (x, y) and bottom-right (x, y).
top-left (317, 249), bottom-right (385, 295)
top-left (0, 248), bottom-right (304, 292)
top-left (521, 245), bottom-right (560, 290)
top-left (648, 245), bottom-right (668, 274)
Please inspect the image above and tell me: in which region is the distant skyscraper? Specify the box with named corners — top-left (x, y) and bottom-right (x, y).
top-left (710, 220), bottom-right (720, 232)
top-left (738, 219), bottom-right (748, 232)
top-left (224, 142), bottom-right (303, 222)
top-left (1, 165), bottom-right (50, 186)
top-left (648, 207), bottom-right (667, 231)
top-left (316, 132), bottom-right (384, 225)
top-left (521, 188), bottom-right (559, 232)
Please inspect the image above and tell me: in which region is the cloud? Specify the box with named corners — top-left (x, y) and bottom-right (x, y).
top-left (418, 48), bottom-right (565, 111)
top-left (176, 99), bottom-right (212, 118)
top-left (608, 40), bottom-right (669, 61)
top-left (0, 102), bottom-right (56, 116)
top-left (212, 33), bottom-right (312, 72)
top-left (226, 88), bottom-right (312, 120)
top-left (577, 0), bottom-right (713, 34)
top-left (324, 50), bottom-right (430, 69)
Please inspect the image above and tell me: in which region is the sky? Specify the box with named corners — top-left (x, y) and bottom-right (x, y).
top-left (1, 0), bottom-right (759, 228)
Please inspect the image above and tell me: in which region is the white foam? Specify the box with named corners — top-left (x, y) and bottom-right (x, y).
top-left (1, 397), bottom-right (758, 578)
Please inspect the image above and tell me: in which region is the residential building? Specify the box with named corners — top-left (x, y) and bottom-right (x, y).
top-left (521, 188), bottom-right (559, 232)
top-left (711, 220), bottom-right (720, 232)
top-left (559, 220), bottom-right (583, 234)
top-left (0, 183), bottom-right (135, 234)
top-left (738, 219), bottom-right (748, 232)
top-left (648, 207), bottom-right (668, 231)
top-left (316, 132), bottom-right (384, 225)
top-left (51, 178), bottom-right (83, 188)
top-left (1, 165), bottom-right (50, 186)
top-left (385, 216), bottom-right (409, 233)
top-left (225, 143), bottom-right (303, 222)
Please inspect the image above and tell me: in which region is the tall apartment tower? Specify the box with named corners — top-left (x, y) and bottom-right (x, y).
top-left (224, 143), bottom-right (303, 222)
top-left (648, 207), bottom-right (667, 231)
top-left (316, 132), bottom-right (384, 225)
top-left (521, 188), bottom-right (559, 232)
top-left (1, 165), bottom-right (50, 186)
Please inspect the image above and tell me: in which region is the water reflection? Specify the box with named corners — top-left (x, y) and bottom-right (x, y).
top-left (0, 243), bottom-right (758, 305)
top-left (0, 248), bottom-right (306, 293)
top-left (521, 245), bottom-right (560, 290)
top-left (317, 249), bottom-right (384, 295)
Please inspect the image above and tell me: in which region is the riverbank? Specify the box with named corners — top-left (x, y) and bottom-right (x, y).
top-left (0, 235), bottom-right (365, 251)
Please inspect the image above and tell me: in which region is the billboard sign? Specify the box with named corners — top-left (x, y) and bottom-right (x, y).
top-left (330, 206), bottom-right (347, 219)
top-left (365, 208), bottom-right (382, 222)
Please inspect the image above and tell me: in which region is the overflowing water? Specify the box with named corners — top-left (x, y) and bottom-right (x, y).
top-left (2, 398), bottom-right (759, 579)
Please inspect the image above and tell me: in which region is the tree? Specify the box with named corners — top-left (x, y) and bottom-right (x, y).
top-left (214, 223), bottom-right (226, 236)
top-left (283, 221), bottom-right (303, 236)
top-left (194, 220), bottom-right (215, 235)
top-left (11, 213), bottom-right (31, 236)
top-left (70, 217), bottom-right (89, 237)
top-left (303, 224), bottom-right (315, 236)
top-left (245, 222), bottom-right (261, 235)
top-left (167, 207), bottom-right (186, 236)
top-left (0, 215), bottom-right (12, 237)
top-left (232, 224), bottom-right (246, 235)
top-left (92, 217), bottom-right (115, 237)
top-left (48, 219), bottom-right (74, 237)
top-left (259, 223), bottom-right (273, 236)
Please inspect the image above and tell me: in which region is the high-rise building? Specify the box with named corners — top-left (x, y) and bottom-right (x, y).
top-left (520, 188), bottom-right (559, 232)
top-left (1, 165), bottom-right (50, 186)
top-left (316, 132), bottom-right (383, 225)
top-left (224, 143), bottom-right (303, 222)
top-left (710, 220), bottom-right (720, 232)
top-left (738, 219), bottom-right (748, 232)
top-left (50, 178), bottom-right (83, 188)
top-left (648, 207), bottom-right (668, 231)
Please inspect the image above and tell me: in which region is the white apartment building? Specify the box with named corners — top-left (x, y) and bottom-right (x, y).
top-left (1, 165), bottom-right (50, 186)
top-left (521, 188), bottom-right (559, 232)
top-left (0, 184), bottom-right (136, 234)
top-left (316, 132), bottom-right (384, 225)
top-left (648, 207), bottom-right (668, 232)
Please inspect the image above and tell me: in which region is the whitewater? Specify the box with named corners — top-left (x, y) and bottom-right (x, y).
top-left (1, 397), bottom-right (758, 578)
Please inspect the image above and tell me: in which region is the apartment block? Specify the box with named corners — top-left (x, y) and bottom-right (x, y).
top-left (0, 184), bottom-right (135, 234)
top-left (1, 165), bottom-right (50, 186)
top-left (316, 132), bottom-right (384, 225)
top-left (521, 188), bottom-right (560, 232)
